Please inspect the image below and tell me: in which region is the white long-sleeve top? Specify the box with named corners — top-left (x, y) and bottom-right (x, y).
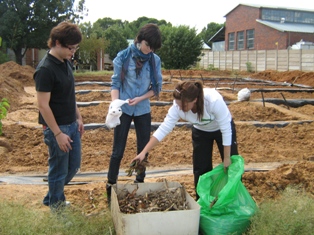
top-left (153, 88), bottom-right (233, 146)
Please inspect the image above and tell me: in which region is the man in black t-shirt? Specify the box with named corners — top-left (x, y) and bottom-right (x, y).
top-left (34, 22), bottom-right (84, 212)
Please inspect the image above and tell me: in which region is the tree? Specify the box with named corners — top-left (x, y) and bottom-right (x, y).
top-left (89, 20), bottom-right (128, 62)
top-left (0, 0), bottom-right (86, 65)
top-left (78, 22), bottom-right (112, 70)
top-left (125, 17), bottom-right (171, 39)
top-left (93, 16), bottom-right (172, 41)
top-left (199, 22), bottom-right (224, 47)
top-left (78, 32), bottom-right (108, 70)
top-left (103, 27), bottom-right (128, 60)
top-left (0, 39), bottom-right (9, 64)
top-left (92, 16), bottom-right (171, 61)
top-left (158, 25), bottom-right (203, 69)
top-left (79, 22), bottom-right (93, 37)
top-left (93, 17), bottom-right (125, 31)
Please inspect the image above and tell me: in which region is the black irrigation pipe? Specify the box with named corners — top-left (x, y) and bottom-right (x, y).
top-left (200, 74), bottom-right (204, 84)
top-left (261, 91), bottom-right (265, 107)
top-left (232, 77), bottom-right (237, 93)
top-left (75, 85), bottom-right (314, 96)
top-left (0, 167), bottom-right (271, 184)
top-left (280, 92), bottom-right (290, 110)
top-left (75, 80), bottom-right (313, 89)
top-left (215, 78), bottom-right (220, 89)
top-left (83, 120), bottom-right (313, 132)
top-left (249, 99), bottom-right (314, 108)
top-left (75, 81), bottom-right (111, 86)
top-left (77, 99), bottom-right (314, 108)
top-left (75, 90), bottom-right (110, 94)
top-left (249, 88), bottom-right (314, 93)
top-left (291, 76), bottom-right (299, 86)
top-left (77, 101), bottom-right (172, 107)
top-left (211, 82), bottom-right (313, 88)
top-left (168, 70), bottom-right (173, 81)
top-left (179, 70), bottom-right (183, 80)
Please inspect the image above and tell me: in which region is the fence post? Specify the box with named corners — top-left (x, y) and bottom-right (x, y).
top-left (299, 49), bottom-right (302, 71)
top-left (231, 50), bottom-right (234, 71)
top-left (239, 51), bottom-right (241, 71)
top-left (287, 49), bottom-right (289, 71)
top-left (265, 50), bottom-right (267, 71)
top-left (276, 48), bottom-right (278, 71)
top-left (218, 51), bottom-right (221, 70)
top-left (255, 50), bottom-right (257, 72)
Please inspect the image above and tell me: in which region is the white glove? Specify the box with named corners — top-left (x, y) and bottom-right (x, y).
top-left (105, 99), bottom-right (129, 128)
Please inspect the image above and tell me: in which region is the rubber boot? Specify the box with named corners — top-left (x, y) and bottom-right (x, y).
top-left (106, 183), bottom-right (112, 208)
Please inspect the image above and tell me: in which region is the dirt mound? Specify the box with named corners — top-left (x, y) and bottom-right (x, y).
top-left (250, 70), bottom-right (314, 87)
top-left (0, 61), bottom-right (35, 86)
top-left (244, 161), bottom-right (314, 202)
top-left (0, 61), bottom-right (35, 111)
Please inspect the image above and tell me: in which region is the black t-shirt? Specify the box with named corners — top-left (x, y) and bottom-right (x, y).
top-left (33, 52), bottom-right (76, 125)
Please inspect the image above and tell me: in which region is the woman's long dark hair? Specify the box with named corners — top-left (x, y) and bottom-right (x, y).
top-left (173, 81), bottom-right (204, 121)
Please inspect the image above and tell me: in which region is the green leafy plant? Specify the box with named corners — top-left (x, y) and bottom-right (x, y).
top-left (246, 61), bottom-right (253, 72)
top-left (207, 64), bottom-right (218, 71)
top-left (0, 98), bottom-right (10, 135)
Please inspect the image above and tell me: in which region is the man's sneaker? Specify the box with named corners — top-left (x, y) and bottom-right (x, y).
top-left (50, 201), bottom-right (71, 214)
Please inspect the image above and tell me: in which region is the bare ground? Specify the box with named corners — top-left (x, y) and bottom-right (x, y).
top-left (0, 61), bottom-right (314, 216)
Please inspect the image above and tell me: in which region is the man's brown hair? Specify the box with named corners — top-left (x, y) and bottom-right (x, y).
top-left (47, 21), bottom-right (82, 48)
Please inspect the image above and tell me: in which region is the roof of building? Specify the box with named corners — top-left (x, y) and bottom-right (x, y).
top-left (208, 26), bottom-right (225, 43)
top-left (202, 42), bottom-right (211, 49)
top-left (256, 20), bottom-right (314, 33)
top-left (224, 3), bottom-right (314, 17)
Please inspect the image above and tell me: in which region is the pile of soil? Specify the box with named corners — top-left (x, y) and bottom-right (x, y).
top-left (0, 61), bottom-right (314, 216)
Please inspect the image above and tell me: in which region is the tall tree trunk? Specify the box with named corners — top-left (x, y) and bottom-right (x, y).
top-left (14, 48), bottom-right (23, 65)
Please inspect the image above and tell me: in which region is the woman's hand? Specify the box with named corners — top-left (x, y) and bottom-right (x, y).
top-left (223, 145), bottom-right (232, 173)
top-left (128, 97), bottom-right (142, 106)
top-left (132, 152), bottom-right (146, 163)
top-left (223, 155), bottom-right (231, 173)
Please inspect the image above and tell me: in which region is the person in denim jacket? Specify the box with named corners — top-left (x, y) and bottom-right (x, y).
top-left (34, 22), bottom-right (84, 211)
top-left (106, 23), bottom-right (162, 204)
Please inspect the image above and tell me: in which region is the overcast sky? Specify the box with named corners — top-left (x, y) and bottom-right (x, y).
top-left (81, 0), bottom-right (314, 32)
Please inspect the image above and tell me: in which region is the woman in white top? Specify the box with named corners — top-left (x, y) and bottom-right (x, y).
top-left (132, 81), bottom-right (238, 199)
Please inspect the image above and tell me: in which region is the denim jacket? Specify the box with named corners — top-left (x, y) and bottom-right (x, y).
top-left (111, 47), bottom-right (162, 116)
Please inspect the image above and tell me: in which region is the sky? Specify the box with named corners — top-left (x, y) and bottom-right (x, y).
top-left (81, 0), bottom-right (314, 32)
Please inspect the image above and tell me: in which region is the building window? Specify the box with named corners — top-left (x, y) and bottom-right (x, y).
top-left (246, 29), bottom-right (254, 49)
top-left (262, 9), bottom-right (314, 24)
top-left (228, 32), bottom-right (235, 50)
top-left (295, 12), bottom-right (314, 24)
top-left (237, 31), bottom-right (244, 50)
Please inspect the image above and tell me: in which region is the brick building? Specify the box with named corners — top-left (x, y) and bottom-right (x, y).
top-left (211, 4), bottom-right (314, 51)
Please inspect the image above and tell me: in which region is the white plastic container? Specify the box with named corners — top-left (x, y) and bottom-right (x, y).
top-left (111, 181), bottom-right (200, 235)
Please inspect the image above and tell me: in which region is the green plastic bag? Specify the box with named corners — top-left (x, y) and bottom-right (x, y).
top-left (197, 155), bottom-right (257, 235)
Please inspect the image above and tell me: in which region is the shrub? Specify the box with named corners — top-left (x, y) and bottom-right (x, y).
top-left (0, 98), bottom-right (10, 135)
top-left (246, 62), bottom-right (253, 72)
